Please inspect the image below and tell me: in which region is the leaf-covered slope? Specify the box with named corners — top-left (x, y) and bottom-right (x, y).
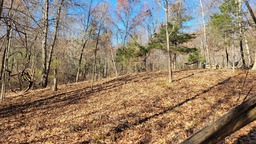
top-left (0, 69), bottom-right (255, 143)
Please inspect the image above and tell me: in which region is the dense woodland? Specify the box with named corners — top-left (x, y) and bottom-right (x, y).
top-left (0, 0), bottom-right (256, 100)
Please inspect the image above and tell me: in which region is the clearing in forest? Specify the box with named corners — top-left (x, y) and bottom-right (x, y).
top-left (0, 69), bottom-right (255, 143)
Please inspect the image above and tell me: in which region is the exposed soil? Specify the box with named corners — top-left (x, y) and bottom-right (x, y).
top-left (0, 69), bottom-right (255, 143)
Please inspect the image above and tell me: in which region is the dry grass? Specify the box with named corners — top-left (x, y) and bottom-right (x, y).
top-left (0, 69), bottom-right (255, 143)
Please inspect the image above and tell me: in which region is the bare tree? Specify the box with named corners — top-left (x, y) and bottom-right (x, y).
top-left (238, 0), bottom-right (246, 68)
top-left (199, 0), bottom-right (210, 65)
top-left (154, 0), bottom-right (173, 83)
top-left (76, 0), bottom-right (93, 82)
top-left (46, 0), bottom-right (64, 84)
top-left (0, 0), bottom-right (16, 101)
top-left (0, 24), bottom-right (12, 101)
top-left (41, 0), bottom-right (49, 88)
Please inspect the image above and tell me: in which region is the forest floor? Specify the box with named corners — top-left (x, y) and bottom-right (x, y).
top-left (0, 69), bottom-right (255, 144)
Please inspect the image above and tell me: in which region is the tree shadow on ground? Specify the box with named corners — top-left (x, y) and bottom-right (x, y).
top-left (0, 74), bottom-right (152, 118)
top-left (233, 126), bottom-right (256, 144)
top-left (105, 76), bottom-right (232, 138)
top-left (0, 70), bottom-right (199, 118)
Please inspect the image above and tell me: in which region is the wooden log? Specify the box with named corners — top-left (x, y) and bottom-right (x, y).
top-left (182, 96), bottom-right (256, 144)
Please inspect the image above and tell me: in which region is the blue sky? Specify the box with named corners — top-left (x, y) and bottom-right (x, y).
top-left (105, 0), bottom-right (203, 32)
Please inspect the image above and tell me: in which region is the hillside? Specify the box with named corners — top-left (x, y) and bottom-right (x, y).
top-left (0, 69), bottom-right (255, 143)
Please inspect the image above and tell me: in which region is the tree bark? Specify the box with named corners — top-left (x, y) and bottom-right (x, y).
top-left (239, 40), bottom-right (246, 68)
top-left (0, 44), bottom-right (6, 80)
top-left (91, 27), bottom-right (101, 88)
top-left (182, 96), bottom-right (256, 144)
top-left (76, 0), bottom-right (93, 82)
top-left (52, 68), bottom-right (57, 91)
top-left (243, 0), bottom-right (256, 70)
top-left (110, 47), bottom-right (118, 77)
top-left (244, 36), bottom-right (252, 67)
top-left (225, 47), bottom-right (229, 68)
top-left (1, 24), bottom-right (12, 102)
top-left (165, 0), bottom-right (172, 83)
top-left (41, 0), bottom-right (49, 88)
top-left (46, 0), bottom-right (64, 84)
top-left (244, 0), bottom-right (256, 25)
top-left (76, 38), bottom-right (90, 82)
top-left (0, 0), bottom-right (4, 19)
top-left (199, 0), bottom-right (210, 65)
top-left (238, 0), bottom-right (246, 68)
top-left (251, 53), bottom-right (256, 70)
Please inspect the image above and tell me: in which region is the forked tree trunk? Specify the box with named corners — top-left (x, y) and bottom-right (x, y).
top-left (182, 96), bottom-right (256, 144)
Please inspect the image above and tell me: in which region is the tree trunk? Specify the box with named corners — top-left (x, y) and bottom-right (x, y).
top-left (225, 47), bottom-right (229, 68)
top-left (0, 0), bottom-right (4, 19)
top-left (41, 0), bottom-right (49, 88)
top-left (238, 0), bottom-right (246, 68)
top-left (199, 0), bottom-right (210, 65)
top-left (52, 68), bottom-right (57, 91)
top-left (239, 40), bottom-right (246, 68)
top-left (173, 53), bottom-right (176, 70)
top-left (46, 0), bottom-right (64, 85)
top-left (244, 0), bottom-right (256, 24)
top-left (76, 0), bottom-right (92, 82)
top-left (143, 56), bottom-right (147, 71)
top-left (244, 36), bottom-right (252, 67)
top-left (0, 44), bottom-right (6, 80)
top-left (244, 0), bottom-right (256, 69)
top-left (182, 96), bottom-right (256, 144)
top-left (91, 28), bottom-right (101, 88)
top-left (76, 38), bottom-right (90, 82)
top-left (232, 31), bottom-right (236, 72)
top-left (165, 0), bottom-right (172, 83)
top-left (110, 47), bottom-right (118, 77)
top-left (1, 24), bottom-right (12, 102)
top-left (251, 53), bottom-right (256, 70)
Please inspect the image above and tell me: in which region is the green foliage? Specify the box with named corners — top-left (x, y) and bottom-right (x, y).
top-left (209, 0), bottom-right (239, 34)
top-left (116, 42), bottom-right (139, 65)
top-left (219, 0), bottom-right (237, 14)
top-left (148, 2), bottom-right (195, 54)
top-left (208, 0), bottom-right (239, 48)
top-left (148, 22), bottom-right (195, 54)
top-left (51, 58), bottom-right (60, 69)
top-left (188, 49), bottom-right (204, 63)
top-left (116, 39), bottom-right (152, 66)
top-left (210, 13), bottom-right (233, 32)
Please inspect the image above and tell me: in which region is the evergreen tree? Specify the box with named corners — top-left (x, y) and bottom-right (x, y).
top-left (148, 1), bottom-right (195, 69)
top-left (208, 0), bottom-right (247, 68)
top-left (148, 23), bottom-right (195, 53)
